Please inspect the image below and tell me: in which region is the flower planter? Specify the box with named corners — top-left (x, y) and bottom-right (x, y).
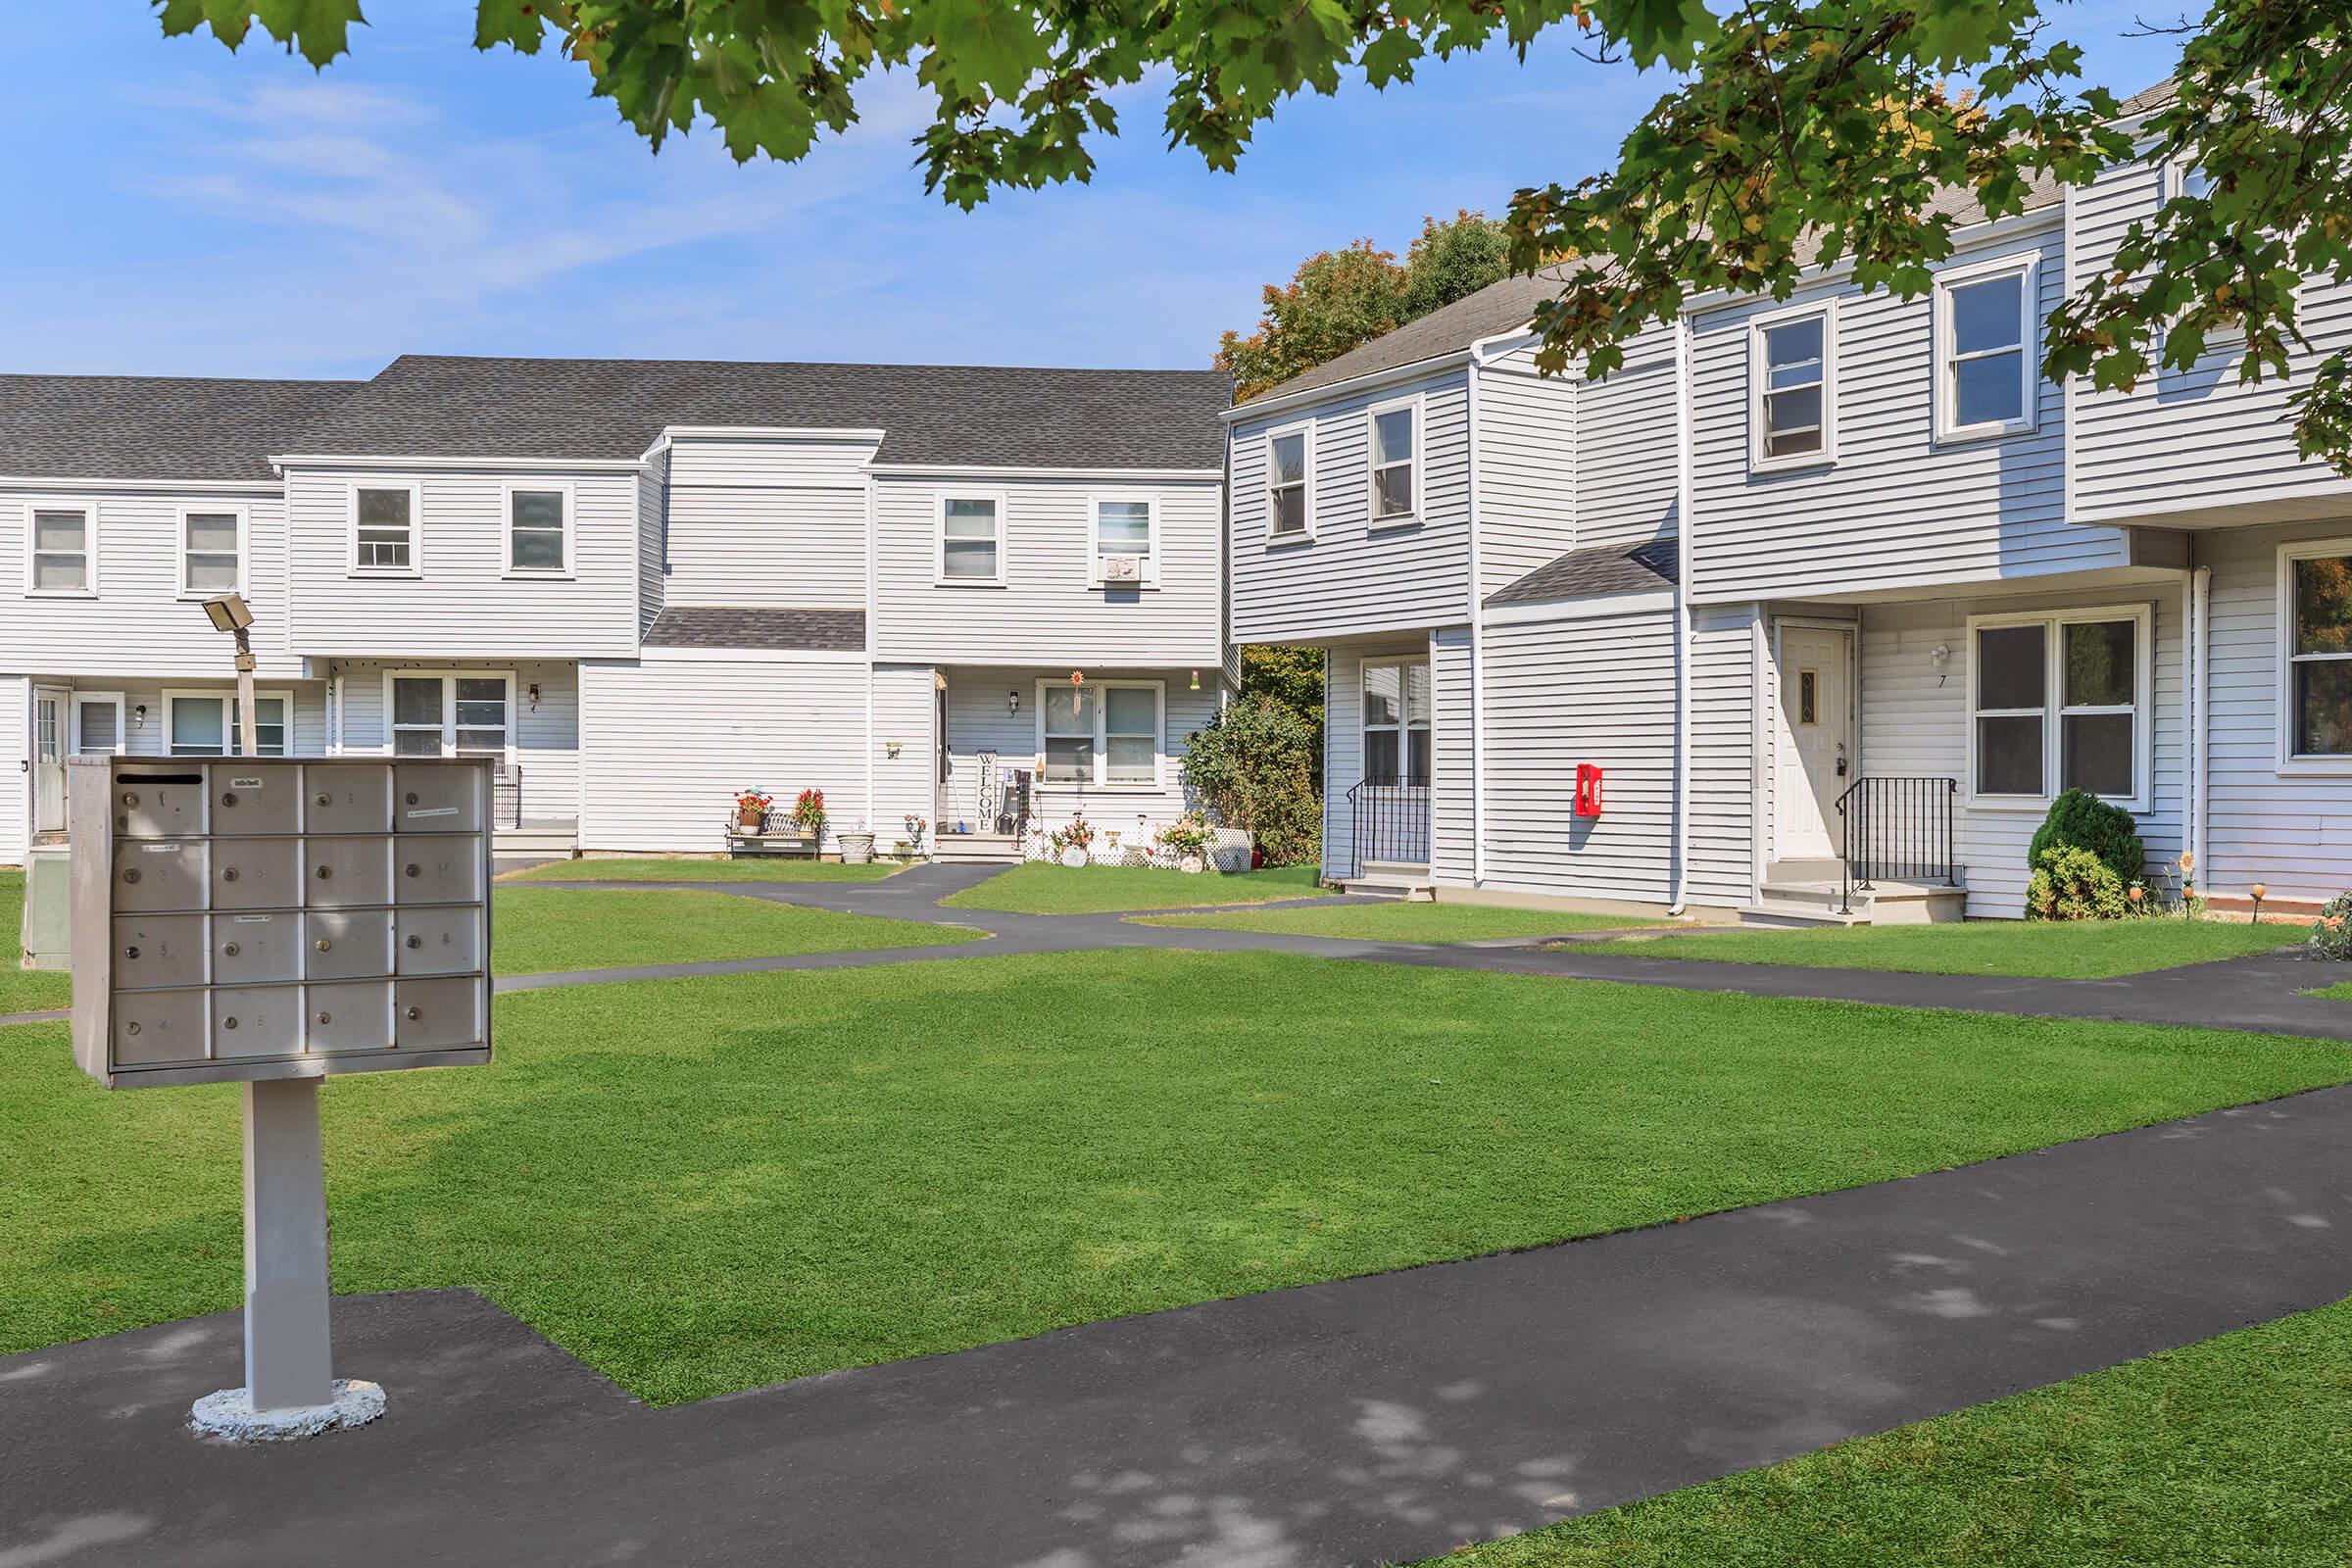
top-left (838, 832), bottom-right (875, 865)
top-left (736, 808), bottom-right (765, 831)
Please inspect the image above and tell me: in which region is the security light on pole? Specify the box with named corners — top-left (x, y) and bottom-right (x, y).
top-left (200, 593), bottom-right (259, 758)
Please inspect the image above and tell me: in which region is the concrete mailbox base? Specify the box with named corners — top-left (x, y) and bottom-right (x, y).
top-left (190, 1378), bottom-right (385, 1443)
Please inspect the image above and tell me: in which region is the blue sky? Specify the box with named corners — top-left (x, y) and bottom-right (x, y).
top-left (3, 5), bottom-right (2180, 380)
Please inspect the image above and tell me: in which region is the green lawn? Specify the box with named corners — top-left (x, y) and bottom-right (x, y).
top-left (1429, 1293), bottom-right (2352, 1567)
top-left (6, 951), bottom-right (2346, 1405)
top-left (505, 858), bottom-right (903, 883)
top-left (1134, 903), bottom-right (1663, 944)
top-left (0, 870), bottom-right (69, 1016)
top-left (1594, 917), bottom-right (2305, 979)
top-left (943, 861), bottom-right (1323, 914)
top-left (491, 887), bottom-right (975, 975)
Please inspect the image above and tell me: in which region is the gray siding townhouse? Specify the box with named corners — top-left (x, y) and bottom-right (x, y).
top-left (1230, 82), bottom-right (2352, 920)
top-left (0, 357), bottom-right (1231, 870)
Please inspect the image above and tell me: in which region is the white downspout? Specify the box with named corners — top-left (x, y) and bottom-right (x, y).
top-left (863, 470), bottom-right (878, 841)
top-left (1669, 317), bottom-right (1696, 916)
top-left (2190, 563), bottom-right (2211, 878)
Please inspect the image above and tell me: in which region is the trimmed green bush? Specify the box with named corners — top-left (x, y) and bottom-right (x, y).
top-left (2028, 788), bottom-right (2145, 886)
top-left (1182, 693), bottom-right (1321, 866)
top-left (2027, 845), bottom-right (2131, 921)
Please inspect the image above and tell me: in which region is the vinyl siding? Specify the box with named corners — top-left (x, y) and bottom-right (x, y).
top-left (638, 449), bottom-right (669, 636)
top-left (281, 465), bottom-right (642, 660)
top-left (665, 435), bottom-right (877, 488)
top-left (2069, 163), bottom-right (2352, 527)
top-left (577, 655), bottom-right (869, 855)
top-left (0, 484), bottom-right (306, 680)
top-left (1853, 587), bottom-right (2185, 916)
top-left (937, 666), bottom-right (1219, 832)
top-left (1690, 220), bottom-right (2132, 602)
top-left (1690, 602), bottom-right (1762, 906)
top-left (873, 475), bottom-right (1223, 665)
top-left (328, 659), bottom-right (582, 825)
top-left (1573, 326), bottom-right (1682, 552)
top-left (662, 484), bottom-right (868, 610)
top-left (1476, 350), bottom-right (1578, 597)
top-left (1478, 605), bottom-right (1678, 905)
top-left (1430, 626), bottom-right (1475, 883)
top-left (1229, 367), bottom-right (1473, 643)
top-left (871, 662), bottom-right (940, 848)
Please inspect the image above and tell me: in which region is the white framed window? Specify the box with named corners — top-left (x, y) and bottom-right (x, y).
top-left (1362, 660), bottom-right (1432, 786)
top-left (71, 691), bottom-right (126, 756)
top-left (936, 493), bottom-right (1004, 586)
top-left (386, 670), bottom-right (514, 758)
top-left (350, 483), bottom-right (421, 575)
top-left (1749, 303), bottom-right (1836, 469)
top-left (26, 504), bottom-right (94, 596)
top-left (178, 506), bottom-right (245, 597)
top-left (1089, 494), bottom-right (1158, 587)
top-left (1966, 606), bottom-right (2150, 807)
top-left (1367, 395), bottom-right (1420, 523)
top-left (1264, 423), bottom-right (1312, 541)
top-left (504, 483), bottom-right (571, 575)
top-left (1035, 679), bottom-right (1163, 787)
top-left (1934, 256), bottom-right (2039, 442)
top-left (2278, 539), bottom-right (2352, 771)
top-left (165, 690), bottom-right (293, 757)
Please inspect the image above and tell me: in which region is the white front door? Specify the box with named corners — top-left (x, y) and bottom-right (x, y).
top-left (1774, 626), bottom-right (1851, 861)
top-left (31, 686), bottom-right (67, 836)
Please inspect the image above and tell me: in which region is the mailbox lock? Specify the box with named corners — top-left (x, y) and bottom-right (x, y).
top-left (121, 791), bottom-right (140, 808)
top-left (124, 1022), bottom-right (141, 1037)
top-left (122, 945), bottom-right (140, 959)
top-left (220, 791), bottom-right (238, 807)
top-left (406, 792), bottom-right (420, 806)
top-left (316, 1010), bottom-right (332, 1024)
top-left (122, 868), bottom-right (141, 885)
top-left (316, 791), bottom-right (332, 808)
top-left (405, 1006), bottom-right (422, 1021)
top-left (222, 1016), bottom-right (239, 1031)
top-left (316, 865), bottom-right (333, 880)
top-left (222, 867), bottom-right (240, 883)
top-left (406, 935), bottom-right (422, 950)
top-left (315, 938), bottom-right (332, 952)
top-left (222, 942), bottom-right (241, 957)
top-left (405, 863), bottom-right (421, 879)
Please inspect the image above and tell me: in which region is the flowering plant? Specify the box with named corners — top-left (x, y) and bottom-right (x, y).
top-left (1154, 811), bottom-right (1215, 860)
top-left (2312, 893), bottom-right (2352, 961)
top-left (903, 813), bottom-right (929, 847)
top-left (734, 788), bottom-right (774, 822)
top-left (792, 788), bottom-right (827, 836)
top-left (1049, 814), bottom-right (1096, 854)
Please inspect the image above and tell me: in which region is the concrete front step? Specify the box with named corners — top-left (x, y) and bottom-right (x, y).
top-left (1742, 876), bottom-right (1967, 928)
top-left (932, 833), bottom-right (1024, 865)
top-left (1341, 860), bottom-right (1435, 901)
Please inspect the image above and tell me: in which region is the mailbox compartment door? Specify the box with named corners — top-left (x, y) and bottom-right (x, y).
top-left (395, 842), bottom-right (482, 906)
top-left (113, 989), bottom-right (210, 1068)
top-left (396, 906), bottom-right (483, 977)
top-left (304, 909), bottom-right (394, 981)
top-left (395, 764), bottom-right (483, 834)
top-left (113, 914), bottom-right (208, 991)
top-left (208, 765), bottom-right (302, 836)
top-left (113, 841), bottom-right (207, 913)
top-left (305, 764), bottom-right (393, 835)
top-left (113, 772), bottom-right (207, 838)
top-left (212, 986), bottom-right (305, 1060)
top-left (306, 837), bottom-right (392, 907)
top-left (306, 981), bottom-right (394, 1054)
top-left (212, 837), bottom-right (303, 911)
top-left (213, 912), bottom-right (301, 986)
top-left (395, 977), bottom-right (481, 1051)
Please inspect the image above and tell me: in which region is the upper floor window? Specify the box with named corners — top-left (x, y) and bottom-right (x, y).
top-left (1751, 307), bottom-right (1834, 468)
top-left (1969, 608), bottom-right (2147, 804)
top-left (506, 486), bottom-right (569, 574)
top-left (1936, 259), bottom-right (2037, 441)
top-left (1368, 398), bottom-right (1418, 521)
top-left (1092, 496), bottom-right (1156, 587)
top-left (938, 495), bottom-right (1003, 585)
top-left (352, 484), bottom-right (418, 574)
top-left (2282, 543), bottom-right (2352, 766)
top-left (1266, 426), bottom-right (1310, 539)
top-left (179, 508), bottom-right (242, 596)
top-left (28, 506), bottom-right (92, 595)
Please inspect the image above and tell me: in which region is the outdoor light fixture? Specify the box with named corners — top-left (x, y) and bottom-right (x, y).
top-left (197, 592), bottom-right (260, 756)
top-left (1007, 690), bottom-right (1021, 716)
top-left (527, 682), bottom-right (541, 709)
top-left (1190, 668), bottom-right (1200, 691)
top-left (200, 592), bottom-right (255, 634)
top-left (131, 705), bottom-right (146, 728)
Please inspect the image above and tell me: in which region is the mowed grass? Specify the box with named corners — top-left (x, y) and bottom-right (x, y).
top-left (943, 861), bottom-right (1322, 914)
top-left (1595, 917), bottom-right (2305, 979)
top-left (1429, 1294), bottom-right (2352, 1568)
top-left (505, 858), bottom-right (902, 883)
top-left (491, 887), bottom-right (974, 975)
top-left (1135, 902), bottom-right (1663, 944)
top-left (0, 870), bottom-right (69, 1015)
top-left (6, 950), bottom-right (2347, 1405)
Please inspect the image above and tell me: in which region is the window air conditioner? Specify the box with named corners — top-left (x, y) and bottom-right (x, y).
top-left (1102, 555), bottom-right (1144, 583)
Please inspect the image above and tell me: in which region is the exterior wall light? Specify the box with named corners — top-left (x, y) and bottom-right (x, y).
top-left (1007, 690), bottom-right (1021, 716)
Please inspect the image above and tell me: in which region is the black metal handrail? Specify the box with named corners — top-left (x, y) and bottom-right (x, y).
top-left (1343, 779), bottom-right (1431, 879)
top-left (1835, 775), bottom-right (1957, 913)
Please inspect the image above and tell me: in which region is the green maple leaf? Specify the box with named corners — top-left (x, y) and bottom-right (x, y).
top-left (474, 0), bottom-right (551, 53)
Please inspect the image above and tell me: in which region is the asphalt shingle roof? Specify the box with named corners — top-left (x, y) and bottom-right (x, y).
top-left (1487, 538), bottom-right (1679, 607)
top-left (292, 356), bottom-right (1234, 469)
top-left (642, 607), bottom-right (867, 652)
top-left (0, 373), bottom-right (362, 482)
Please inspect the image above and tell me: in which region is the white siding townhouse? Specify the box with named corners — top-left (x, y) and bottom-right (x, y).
top-left (0, 356), bottom-right (1232, 875)
top-left (1229, 83), bottom-right (2352, 921)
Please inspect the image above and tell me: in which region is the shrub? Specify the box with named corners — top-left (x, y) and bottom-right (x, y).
top-left (1183, 694), bottom-right (1321, 866)
top-left (2026, 845), bottom-right (2130, 921)
top-left (2312, 892), bottom-right (2352, 960)
top-left (2028, 788), bottom-right (2145, 886)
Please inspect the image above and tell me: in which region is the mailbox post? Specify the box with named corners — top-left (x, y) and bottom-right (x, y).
top-left (69, 754), bottom-right (494, 1441)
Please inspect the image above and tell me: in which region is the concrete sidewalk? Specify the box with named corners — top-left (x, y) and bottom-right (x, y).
top-left (7, 1080), bottom-right (2351, 1567)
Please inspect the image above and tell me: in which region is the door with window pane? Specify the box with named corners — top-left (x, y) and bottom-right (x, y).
top-left (32, 687), bottom-right (66, 835)
top-left (390, 675), bottom-right (511, 758)
top-left (1356, 660), bottom-right (1431, 867)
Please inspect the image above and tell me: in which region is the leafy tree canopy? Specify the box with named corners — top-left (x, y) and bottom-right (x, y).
top-left (154, 1), bottom-right (2352, 468)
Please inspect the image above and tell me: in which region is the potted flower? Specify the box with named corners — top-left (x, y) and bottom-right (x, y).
top-left (792, 788), bottom-right (827, 845)
top-left (734, 788), bottom-right (773, 833)
top-left (838, 817), bottom-right (876, 865)
top-left (898, 814), bottom-right (929, 859)
top-left (1049, 814), bottom-right (1096, 868)
top-left (1155, 811), bottom-right (1216, 874)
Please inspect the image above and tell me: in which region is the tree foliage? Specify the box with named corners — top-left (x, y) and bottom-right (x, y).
top-left (1183, 692), bottom-right (1321, 866)
top-left (152, 1), bottom-right (2352, 470)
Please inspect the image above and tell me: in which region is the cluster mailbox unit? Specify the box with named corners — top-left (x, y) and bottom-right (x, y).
top-left (71, 755), bottom-right (494, 1085)
top-left (67, 754), bottom-right (493, 1438)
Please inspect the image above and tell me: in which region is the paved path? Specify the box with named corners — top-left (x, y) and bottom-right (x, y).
top-left (8, 1079), bottom-right (2350, 1568)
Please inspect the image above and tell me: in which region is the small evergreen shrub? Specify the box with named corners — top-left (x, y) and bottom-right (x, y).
top-left (2028, 789), bottom-right (2146, 886)
top-left (2026, 845), bottom-right (2130, 921)
top-left (1183, 694), bottom-right (1321, 866)
top-left (2312, 892), bottom-right (2352, 960)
